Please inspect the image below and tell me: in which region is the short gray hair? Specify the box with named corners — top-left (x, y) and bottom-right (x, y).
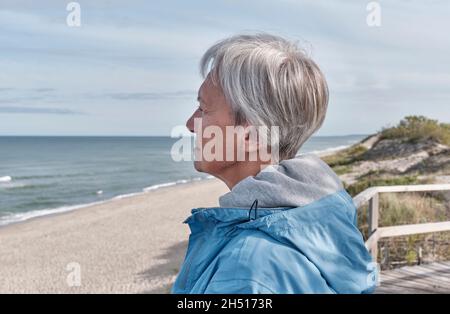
top-left (200, 33), bottom-right (329, 161)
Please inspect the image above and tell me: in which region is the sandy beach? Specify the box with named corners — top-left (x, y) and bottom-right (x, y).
top-left (0, 178), bottom-right (229, 293)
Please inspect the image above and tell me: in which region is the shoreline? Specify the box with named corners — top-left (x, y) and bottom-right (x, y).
top-left (0, 176), bottom-right (213, 228)
top-left (0, 177), bottom-right (220, 230)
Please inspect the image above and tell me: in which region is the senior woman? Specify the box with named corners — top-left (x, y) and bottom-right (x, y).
top-left (171, 33), bottom-right (377, 294)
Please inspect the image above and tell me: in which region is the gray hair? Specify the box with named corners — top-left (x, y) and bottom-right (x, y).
top-left (200, 33), bottom-right (329, 161)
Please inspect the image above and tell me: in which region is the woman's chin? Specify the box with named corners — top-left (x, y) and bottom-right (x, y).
top-left (193, 160), bottom-right (205, 172)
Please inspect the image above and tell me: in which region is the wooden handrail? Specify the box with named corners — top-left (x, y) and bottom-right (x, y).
top-left (353, 184), bottom-right (450, 209)
top-left (352, 184), bottom-right (450, 261)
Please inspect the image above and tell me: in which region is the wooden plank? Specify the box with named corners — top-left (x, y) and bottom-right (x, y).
top-left (376, 184), bottom-right (450, 194)
top-left (419, 263), bottom-right (450, 280)
top-left (364, 230), bottom-right (380, 251)
top-left (368, 193), bottom-right (379, 260)
top-left (377, 221), bottom-right (450, 238)
top-left (379, 271), bottom-right (449, 292)
top-left (375, 283), bottom-right (438, 294)
top-left (435, 261), bottom-right (450, 268)
top-left (375, 286), bottom-right (427, 294)
top-left (379, 263), bottom-right (450, 292)
top-left (392, 267), bottom-right (450, 288)
top-left (353, 184), bottom-right (450, 209)
top-left (376, 262), bottom-right (450, 294)
top-left (416, 261), bottom-right (450, 271)
top-left (376, 279), bottom-right (442, 294)
top-left (353, 187), bottom-right (378, 209)
top-left (364, 222), bottom-right (450, 251)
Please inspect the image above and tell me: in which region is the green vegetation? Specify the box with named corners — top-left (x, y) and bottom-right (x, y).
top-left (321, 144), bottom-right (367, 168)
top-left (332, 165), bottom-right (352, 175)
top-left (345, 171), bottom-right (423, 197)
top-left (380, 115), bottom-right (450, 145)
top-left (378, 192), bottom-right (448, 226)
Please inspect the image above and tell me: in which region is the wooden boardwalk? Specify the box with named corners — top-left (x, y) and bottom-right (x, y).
top-left (375, 261), bottom-right (450, 294)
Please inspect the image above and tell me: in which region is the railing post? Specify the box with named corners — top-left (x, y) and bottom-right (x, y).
top-left (368, 193), bottom-right (379, 261)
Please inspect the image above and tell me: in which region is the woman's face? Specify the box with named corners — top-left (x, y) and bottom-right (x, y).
top-left (185, 76), bottom-right (242, 178)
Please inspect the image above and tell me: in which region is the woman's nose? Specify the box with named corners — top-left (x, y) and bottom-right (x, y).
top-left (186, 112), bottom-right (196, 133)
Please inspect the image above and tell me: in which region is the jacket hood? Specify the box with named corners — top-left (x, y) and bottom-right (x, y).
top-left (218, 153), bottom-right (344, 208)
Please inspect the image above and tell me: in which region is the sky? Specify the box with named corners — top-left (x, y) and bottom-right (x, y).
top-left (0, 0), bottom-right (449, 136)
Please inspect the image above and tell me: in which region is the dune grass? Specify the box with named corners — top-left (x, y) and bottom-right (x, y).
top-left (321, 144), bottom-right (368, 168)
top-left (380, 115), bottom-right (450, 145)
top-left (344, 171), bottom-right (424, 197)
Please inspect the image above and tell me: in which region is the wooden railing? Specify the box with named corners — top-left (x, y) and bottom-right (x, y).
top-left (353, 184), bottom-right (450, 261)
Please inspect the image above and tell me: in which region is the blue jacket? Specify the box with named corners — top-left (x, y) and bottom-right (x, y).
top-left (171, 154), bottom-right (378, 294)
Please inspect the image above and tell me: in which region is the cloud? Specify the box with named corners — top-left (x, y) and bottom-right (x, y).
top-left (33, 88), bottom-right (56, 92)
top-left (0, 106), bottom-right (83, 115)
top-left (0, 8), bottom-right (224, 60)
top-left (106, 90), bottom-right (196, 101)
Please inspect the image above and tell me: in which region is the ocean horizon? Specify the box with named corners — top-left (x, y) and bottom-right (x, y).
top-left (0, 135), bottom-right (367, 226)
